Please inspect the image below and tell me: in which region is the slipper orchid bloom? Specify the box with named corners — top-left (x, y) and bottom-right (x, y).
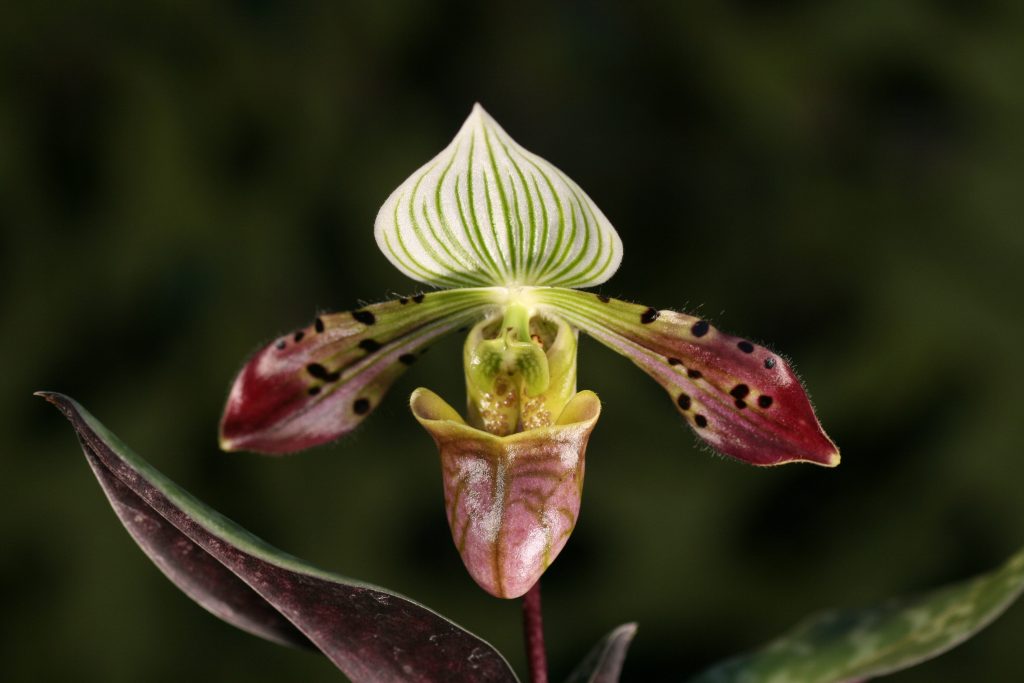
top-left (220, 104), bottom-right (839, 599)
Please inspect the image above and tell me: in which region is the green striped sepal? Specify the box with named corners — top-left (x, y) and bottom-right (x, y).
top-left (374, 104), bottom-right (623, 289)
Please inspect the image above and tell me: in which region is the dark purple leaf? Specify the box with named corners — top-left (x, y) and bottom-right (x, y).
top-left (565, 624), bottom-right (637, 683)
top-left (40, 392), bottom-right (519, 683)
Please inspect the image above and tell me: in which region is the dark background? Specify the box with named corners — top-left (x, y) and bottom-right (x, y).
top-left (3, 2), bottom-right (1024, 681)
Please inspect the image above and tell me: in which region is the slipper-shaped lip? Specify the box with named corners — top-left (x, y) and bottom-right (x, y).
top-left (412, 388), bottom-right (601, 598)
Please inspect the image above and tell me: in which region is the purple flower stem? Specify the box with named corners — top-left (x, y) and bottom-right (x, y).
top-left (522, 580), bottom-right (549, 683)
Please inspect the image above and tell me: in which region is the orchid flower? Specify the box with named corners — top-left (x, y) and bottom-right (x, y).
top-left (219, 104), bottom-right (839, 599)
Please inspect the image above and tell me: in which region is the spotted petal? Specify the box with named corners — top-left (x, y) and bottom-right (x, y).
top-left (411, 387), bottom-right (600, 599)
top-left (535, 288), bottom-right (838, 467)
top-left (221, 289), bottom-right (496, 454)
top-left (375, 104), bottom-right (623, 289)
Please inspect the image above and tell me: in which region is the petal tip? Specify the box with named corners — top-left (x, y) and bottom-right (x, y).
top-left (805, 426), bottom-right (841, 468)
top-left (217, 432), bottom-right (240, 453)
top-left (790, 436), bottom-right (840, 468)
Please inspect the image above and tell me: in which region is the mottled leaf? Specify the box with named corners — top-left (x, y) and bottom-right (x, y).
top-left (690, 547), bottom-right (1024, 683)
top-left (565, 623), bottom-right (638, 683)
top-left (40, 392), bottom-right (519, 683)
top-left (375, 104), bottom-right (623, 289)
top-left (411, 388), bottom-right (600, 599)
top-left (220, 288), bottom-right (496, 454)
top-left (535, 288), bottom-right (839, 466)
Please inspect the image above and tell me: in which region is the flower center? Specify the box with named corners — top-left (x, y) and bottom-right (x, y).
top-left (464, 303), bottom-right (578, 436)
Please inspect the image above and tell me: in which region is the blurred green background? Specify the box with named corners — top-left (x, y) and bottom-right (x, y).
top-left (3, 2), bottom-right (1024, 681)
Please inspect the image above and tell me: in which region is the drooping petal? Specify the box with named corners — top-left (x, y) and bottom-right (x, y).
top-left (40, 393), bottom-right (520, 683)
top-left (535, 288), bottom-right (839, 467)
top-left (220, 289), bottom-right (497, 454)
top-left (411, 388), bottom-right (601, 599)
top-left (375, 104), bottom-right (623, 289)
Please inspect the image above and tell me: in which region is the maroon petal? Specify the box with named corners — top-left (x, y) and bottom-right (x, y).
top-left (536, 289), bottom-right (839, 467)
top-left (411, 388), bottom-right (601, 599)
top-left (220, 289), bottom-right (493, 454)
top-left (40, 392), bottom-right (519, 682)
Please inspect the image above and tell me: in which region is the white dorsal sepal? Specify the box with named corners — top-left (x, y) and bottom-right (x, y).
top-left (374, 104), bottom-right (623, 289)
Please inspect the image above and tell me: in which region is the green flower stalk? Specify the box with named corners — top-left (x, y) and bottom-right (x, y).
top-left (219, 104), bottom-right (839, 598)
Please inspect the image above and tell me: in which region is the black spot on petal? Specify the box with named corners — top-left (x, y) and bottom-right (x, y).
top-left (692, 320), bottom-right (710, 337)
top-left (735, 399), bottom-right (747, 409)
top-left (730, 384), bottom-right (750, 399)
top-left (308, 386), bottom-right (321, 396)
top-left (687, 369), bottom-right (702, 379)
top-left (399, 353), bottom-right (417, 365)
top-left (695, 414), bottom-right (708, 428)
top-left (275, 340), bottom-right (286, 350)
top-left (307, 363), bottom-right (329, 379)
top-left (412, 293), bottom-right (425, 304)
top-left (399, 297), bottom-right (409, 305)
top-left (677, 393), bottom-right (691, 410)
top-left (353, 398), bottom-right (371, 414)
top-left (359, 339), bottom-right (382, 353)
top-left (640, 307), bottom-right (659, 324)
top-left (597, 294), bottom-right (610, 303)
top-left (314, 317), bottom-right (325, 333)
top-left (758, 395), bottom-right (774, 409)
top-left (293, 331), bottom-right (305, 343)
top-left (738, 340), bottom-right (755, 354)
top-left (324, 370), bottom-right (341, 383)
top-left (764, 357), bottom-right (776, 369)
top-left (352, 310), bottom-right (376, 325)
top-left (668, 357), bottom-right (683, 366)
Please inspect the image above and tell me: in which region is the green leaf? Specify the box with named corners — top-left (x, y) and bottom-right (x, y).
top-left (374, 104), bottom-right (623, 289)
top-left (40, 392), bottom-right (519, 683)
top-left (565, 624), bottom-right (638, 683)
top-left (689, 546), bottom-right (1024, 683)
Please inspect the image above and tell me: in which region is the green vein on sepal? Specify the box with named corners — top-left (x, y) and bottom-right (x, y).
top-left (374, 104), bottom-right (622, 289)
